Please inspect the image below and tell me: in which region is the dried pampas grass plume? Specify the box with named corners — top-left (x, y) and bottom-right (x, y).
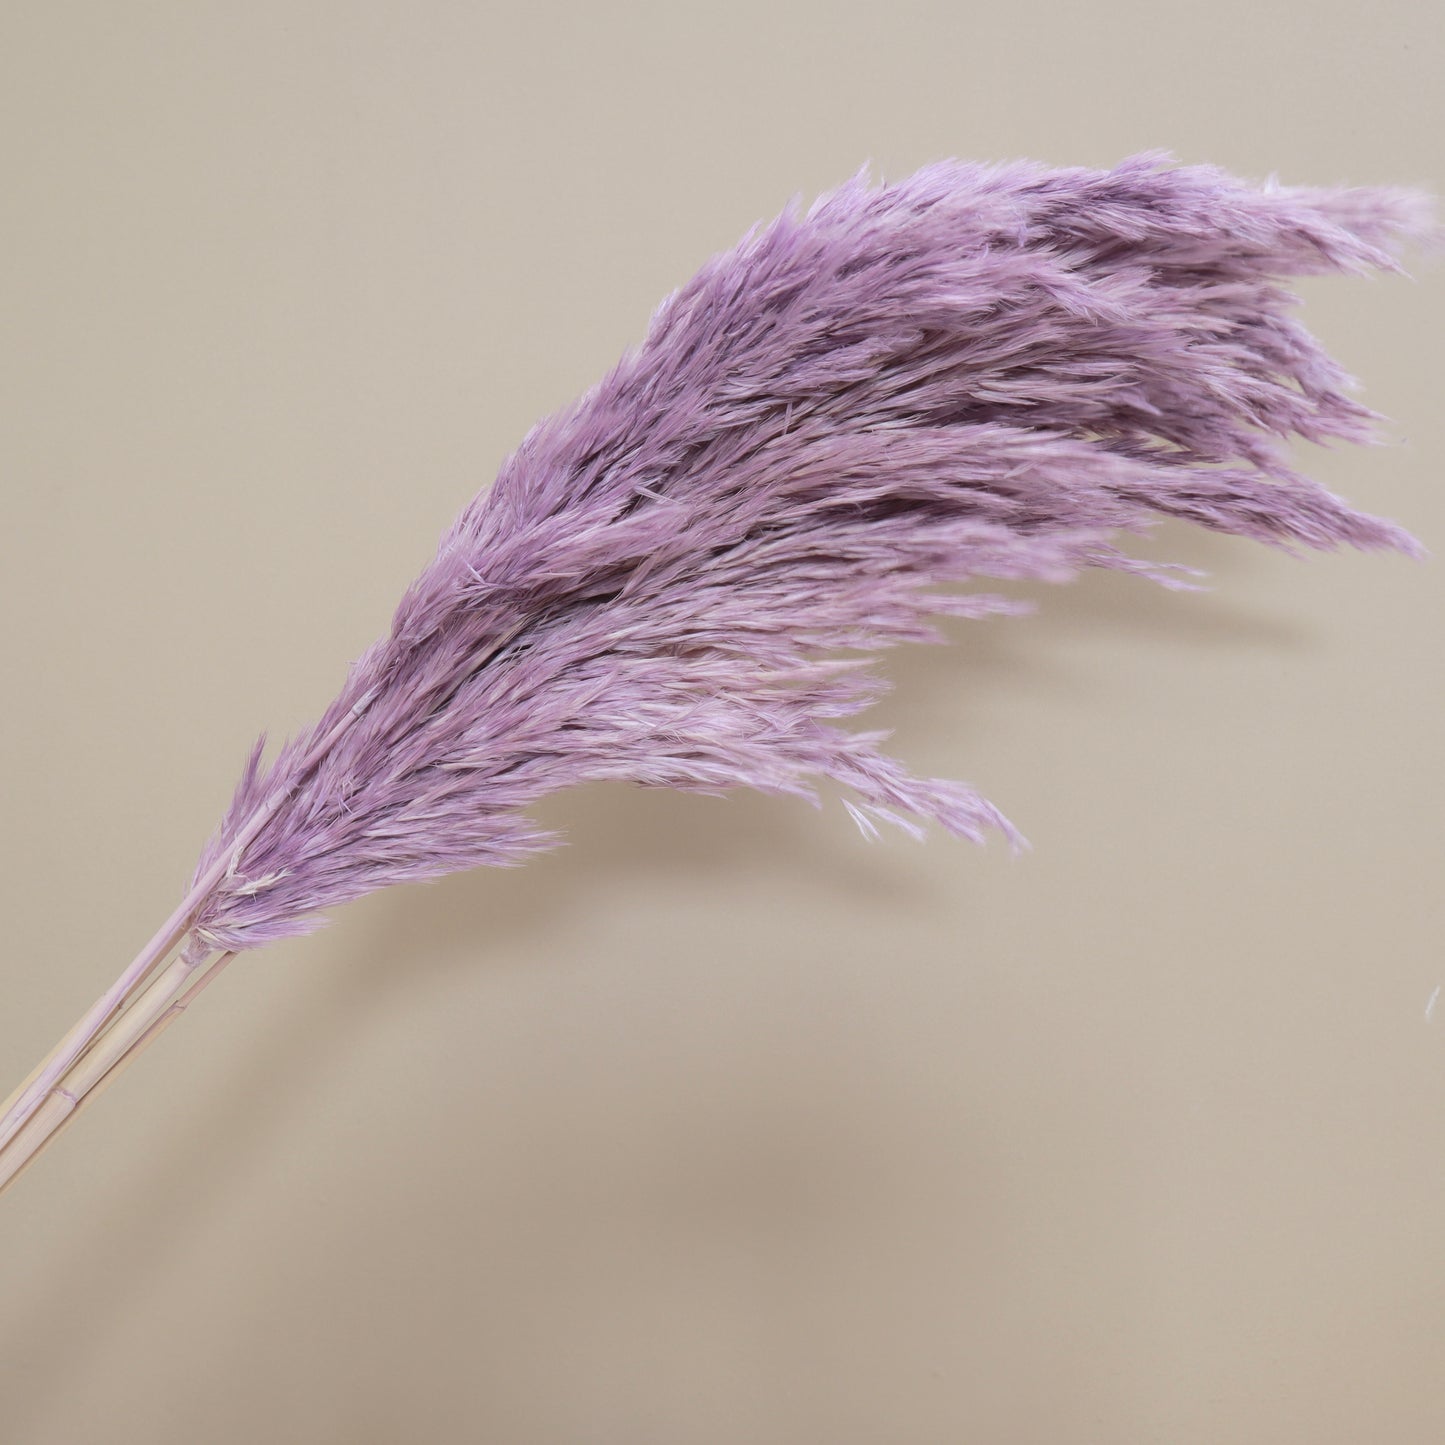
top-left (0, 150), bottom-right (1436, 1195)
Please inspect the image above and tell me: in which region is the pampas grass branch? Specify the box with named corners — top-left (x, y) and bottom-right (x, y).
top-left (0, 150), bottom-right (1435, 1197)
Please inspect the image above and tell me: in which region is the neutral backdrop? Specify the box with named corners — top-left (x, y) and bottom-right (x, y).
top-left (1, 5), bottom-right (1441, 1443)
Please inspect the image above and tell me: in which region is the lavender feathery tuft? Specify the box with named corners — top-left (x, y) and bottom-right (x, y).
top-left (177, 150), bottom-right (1433, 961)
top-left (0, 151), bottom-right (1435, 1200)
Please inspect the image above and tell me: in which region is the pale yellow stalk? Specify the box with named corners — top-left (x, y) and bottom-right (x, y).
top-left (0, 950), bottom-right (236, 1198)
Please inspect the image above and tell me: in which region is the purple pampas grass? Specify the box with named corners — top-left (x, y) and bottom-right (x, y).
top-left (0, 150), bottom-right (1434, 1194)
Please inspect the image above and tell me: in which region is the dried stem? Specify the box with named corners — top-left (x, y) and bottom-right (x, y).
top-left (0, 688), bottom-right (373, 1162)
top-left (0, 886), bottom-right (214, 1155)
top-left (0, 950), bottom-right (236, 1198)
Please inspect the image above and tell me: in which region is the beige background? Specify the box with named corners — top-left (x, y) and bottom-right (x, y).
top-left (1, 4), bottom-right (1442, 1442)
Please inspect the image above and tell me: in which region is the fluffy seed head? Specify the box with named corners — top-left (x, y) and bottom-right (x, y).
top-left (182, 151), bottom-right (1435, 960)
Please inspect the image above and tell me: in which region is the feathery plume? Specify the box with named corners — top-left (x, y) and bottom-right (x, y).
top-left (0, 150), bottom-right (1433, 1194)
